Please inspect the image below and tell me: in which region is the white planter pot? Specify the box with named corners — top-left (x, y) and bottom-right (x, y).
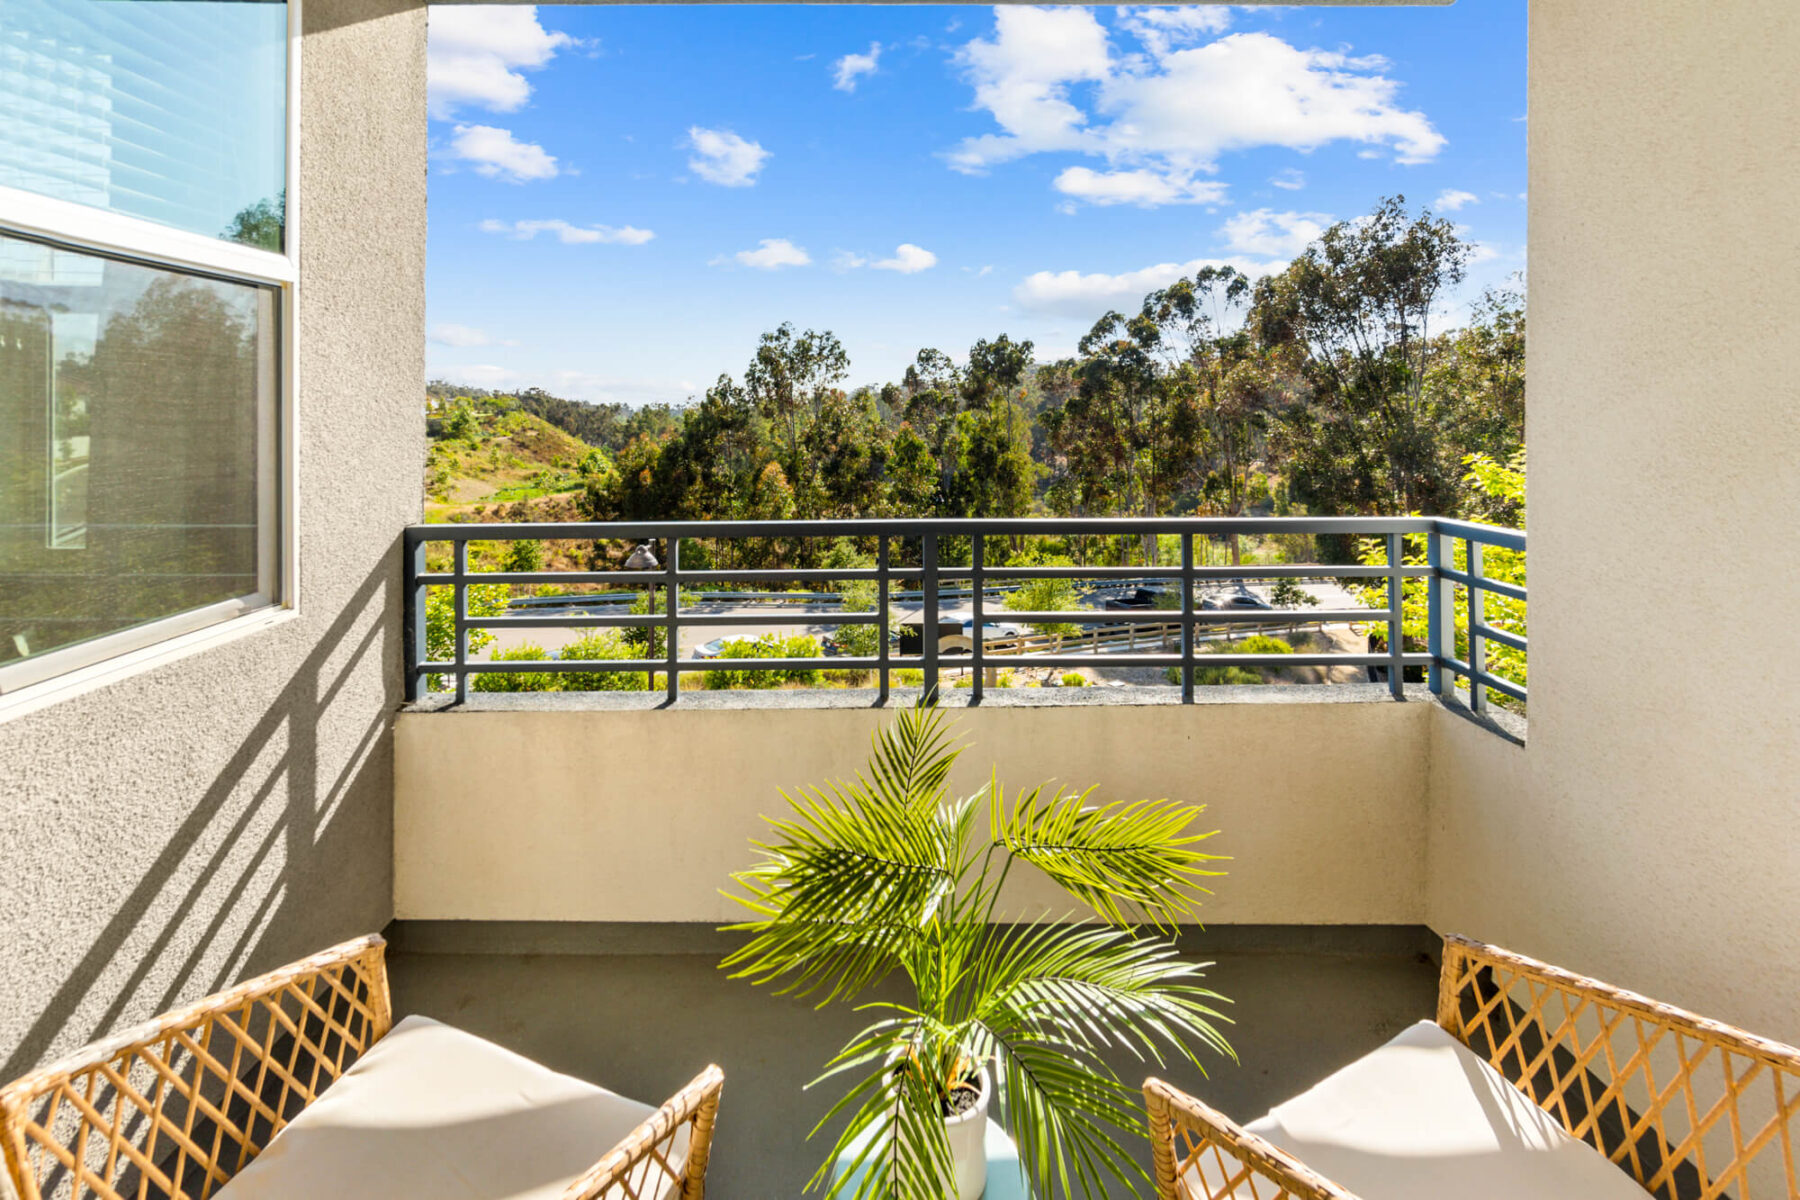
top-left (944, 1067), bottom-right (990, 1200)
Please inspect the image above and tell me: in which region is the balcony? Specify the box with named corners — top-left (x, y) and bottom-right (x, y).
top-left (377, 514), bottom-right (1529, 1193)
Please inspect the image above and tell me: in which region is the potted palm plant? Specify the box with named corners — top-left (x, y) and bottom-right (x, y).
top-left (723, 707), bottom-right (1233, 1199)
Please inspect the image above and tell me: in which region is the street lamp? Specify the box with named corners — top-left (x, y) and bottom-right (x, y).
top-left (624, 542), bottom-right (660, 690)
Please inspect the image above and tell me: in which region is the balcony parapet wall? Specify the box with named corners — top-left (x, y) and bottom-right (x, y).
top-left (394, 685), bottom-right (1436, 927)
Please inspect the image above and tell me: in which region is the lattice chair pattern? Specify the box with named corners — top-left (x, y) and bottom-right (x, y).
top-left (1146, 934), bottom-right (1800, 1200)
top-left (1438, 934), bottom-right (1800, 1200)
top-left (1144, 1080), bottom-right (1358, 1200)
top-left (0, 936), bottom-right (392, 1200)
top-left (562, 1065), bottom-right (723, 1200)
top-left (0, 936), bottom-right (727, 1200)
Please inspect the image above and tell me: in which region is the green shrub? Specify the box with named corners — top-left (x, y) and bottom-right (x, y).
top-left (1060, 672), bottom-right (1088, 687)
top-left (556, 630), bottom-right (649, 691)
top-left (1163, 635), bottom-right (1294, 686)
top-left (895, 668), bottom-right (925, 687)
top-left (472, 644), bottom-right (560, 692)
top-left (703, 634), bottom-right (822, 690)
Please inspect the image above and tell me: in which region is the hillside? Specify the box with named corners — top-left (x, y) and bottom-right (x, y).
top-left (424, 400), bottom-right (592, 516)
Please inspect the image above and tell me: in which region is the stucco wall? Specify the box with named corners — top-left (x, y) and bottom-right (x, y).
top-left (0, 0), bottom-right (426, 1074)
top-left (395, 693), bottom-right (1433, 926)
top-left (1426, 0), bottom-right (1800, 1045)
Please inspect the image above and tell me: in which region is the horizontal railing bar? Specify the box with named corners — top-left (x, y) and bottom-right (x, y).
top-left (986, 609), bottom-right (1380, 625)
top-left (419, 656), bottom-right (888, 675)
top-left (960, 652), bottom-right (1433, 669)
top-left (1437, 568), bottom-right (1528, 601)
top-left (934, 564), bottom-right (1430, 581)
top-left (417, 570), bottom-right (662, 586)
top-left (1471, 622), bottom-right (1528, 652)
top-left (1441, 657), bottom-right (1528, 702)
top-left (463, 612), bottom-right (885, 631)
top-left (463, 614), bottom-right (663, 630)
top-left (670, 568), bottom-right (883, 583)
top-left (1431, 517), bottom-right (1526, 550)
top-left (673, 613), bottom-right (883, 629)
top-left (405, 516), bottom-right (1440, 543)
top-left (417, 651), bottom-right (1428, 676)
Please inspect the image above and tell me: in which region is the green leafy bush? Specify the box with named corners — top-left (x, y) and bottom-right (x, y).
top-left (471, 644), bottom-right (559, 692)
top-left (1164, 635), bottom-right (1293, 686)
top-left (556, 630), bottom-right (649, 691)
top-left (703, 634), bottom-right (822, 690)
top-left (1061, 672), bottom-right (1089, 687)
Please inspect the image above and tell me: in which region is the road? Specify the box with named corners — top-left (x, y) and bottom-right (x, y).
top-left (482, 580), bottom-right (1366, 663)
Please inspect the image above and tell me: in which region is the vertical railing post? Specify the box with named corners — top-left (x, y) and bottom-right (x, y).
top-left (921, 533), bottom-right (939, 704)
top-left (453, 538), bottom-right (469, 705)
top-left (970, 534), bottom-right (985, 703)
top-left (877, 535), bottom-right (890, 705)
top-left (664, 537), bottom-right (680, 705)
top-left (1426, 528), bottom-right (1456, 697)
top-left (404, 534), bottom-right (426, 702)
top-left (1467, 539), bottom-right (1488, 713)
top-left (1180, 534), bottom-right (1195, 703)
top-left (1385, 532), bottom-right (1405, 700)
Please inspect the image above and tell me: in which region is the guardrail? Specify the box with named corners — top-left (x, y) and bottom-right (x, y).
top-left (401, 516), bottom-right (1525, 713)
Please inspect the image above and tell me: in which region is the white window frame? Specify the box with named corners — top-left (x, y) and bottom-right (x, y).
top-left (0, 0), bottom-right (302, 715)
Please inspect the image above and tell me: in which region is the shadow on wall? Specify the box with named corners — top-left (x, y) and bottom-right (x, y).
top-left (0, 553), bottom-right (397, 1080)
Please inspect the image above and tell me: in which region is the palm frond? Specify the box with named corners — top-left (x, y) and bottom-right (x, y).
top-left (808, 1015), bottom-right (957, 1200)
top-left (963, 1018), bottom-right (1150, 1200)
top-left (866, 704), bottom-right (962, 809)
top-left (973, 922), bottom-right (1235, 1069)
top-left (993, 784), bottom-right (1226, 927)
top-left (723, 708), bottom-right (969, 1003)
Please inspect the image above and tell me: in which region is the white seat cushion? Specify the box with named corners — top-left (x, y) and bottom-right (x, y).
top-left (217, 1015), bottom-right (686, 1200)
top-left (1189, 1021), bottom-right (1647, 1200)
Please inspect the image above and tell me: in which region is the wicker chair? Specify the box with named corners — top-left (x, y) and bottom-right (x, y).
top-left (1146, 934), bottom-right (1800, 1200)
top-left (0, 935), bottom-right (723, 1200)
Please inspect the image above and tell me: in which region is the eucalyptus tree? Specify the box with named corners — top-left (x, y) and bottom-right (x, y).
top-left (1254, 195), bottom-right (1472, 514)
top-left (744, 323), bottom-right (850, 515)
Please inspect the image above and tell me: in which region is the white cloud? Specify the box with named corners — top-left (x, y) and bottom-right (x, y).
top-left (1270, 167), bottom-right (1306, 190)
top-left (1435, 188), bottom-right (1480, 212)
top-left (1116, 6), bottom-right (1233, 56)
top-left (479, 218), bottom-right (654, 244)
top-left (834, 43), bottom-right (882, 92)
top-left (1054, 166), bottom-right (1227, 207)
top-left (430, 323), bottom-right (516, 348)
top-left (722, 238), bottom-right (812, 270)
top-left (687, 127), bottom-right (770, 187)
top-left (831, 250), bottom-right (869, 270)
top-left (447, 125), bottom-right (558, 182)
top-left (428, 6), bottom-right (573, 120)
top-left (948, 11), bottom-right (1444, 205)
top-left (872, 244), bottom-right (938, 273)
top-left (1014, 254), bottom-right (1285, 317)
top-left (1219, 208), bottom-right (1331, 257)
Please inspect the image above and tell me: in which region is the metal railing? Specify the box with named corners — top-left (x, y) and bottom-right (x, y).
top-left (402, 516), bottom-right (1525, 712)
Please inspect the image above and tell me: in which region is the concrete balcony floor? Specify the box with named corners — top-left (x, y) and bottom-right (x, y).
top-left (387, 923), bottom-right (1438, 1200)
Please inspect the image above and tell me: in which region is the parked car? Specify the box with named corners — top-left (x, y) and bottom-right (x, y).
top-left (692, 633), bottom-right (769, 659)
top-left (1200, 590), bottom-right (1273, 612)
top-left (1103, 587), bottom-right (1170, 610)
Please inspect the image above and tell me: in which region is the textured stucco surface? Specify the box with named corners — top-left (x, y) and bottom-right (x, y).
top-left (395, 695), bottom-right (1433, 926)
top-left (1427, 0), bottom-right (1800, 1045)
top-left (0, 0), bottom-right (426, 1075)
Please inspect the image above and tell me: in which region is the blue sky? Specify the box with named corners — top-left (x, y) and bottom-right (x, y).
top-left (425, 2), bottom-right (1526, 406)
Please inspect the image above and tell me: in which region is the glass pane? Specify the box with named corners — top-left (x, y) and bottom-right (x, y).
top-left (0, 232), bottom-right (277, 677)
top-left (0, 0), bottom-right (288, 249)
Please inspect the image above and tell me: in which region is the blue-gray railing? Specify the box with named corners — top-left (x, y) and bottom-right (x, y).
top-left (402, 516), bottom-right (1525, 710)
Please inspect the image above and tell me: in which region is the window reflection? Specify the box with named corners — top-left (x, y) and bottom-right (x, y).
top-left (0, 234), bottom-right (276, 674)
top-left (0, 0), bottom-right (289, 249)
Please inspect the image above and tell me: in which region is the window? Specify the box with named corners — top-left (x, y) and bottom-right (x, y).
top-left (0, 0), bottom-right (294, 699)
